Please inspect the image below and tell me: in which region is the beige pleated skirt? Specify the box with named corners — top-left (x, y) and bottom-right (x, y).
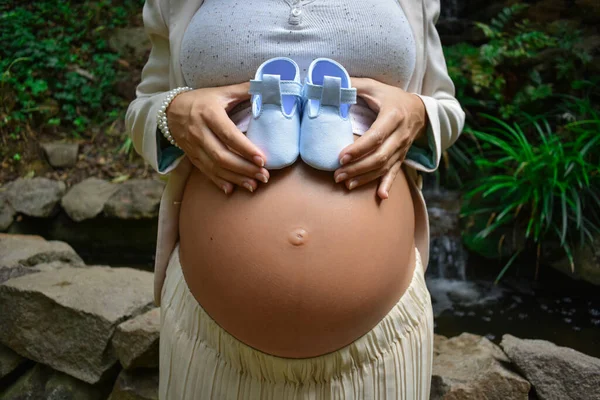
top-left (159, 242), bottom-right (434, 400)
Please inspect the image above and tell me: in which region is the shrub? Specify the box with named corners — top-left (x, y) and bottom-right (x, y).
top-left (444, 3), bottom-right (592, 121)
top-left (460, 108), bottom-right (600, 283)
top-left (0, 0), bottom-right (143, 137)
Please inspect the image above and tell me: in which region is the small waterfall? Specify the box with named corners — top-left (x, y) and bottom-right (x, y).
top-left (423, 188), bottom-right (504, 317)
top-left (428, 217), bottom-right (469, 281)
top-left (422, 188), bottom-right (467, 279)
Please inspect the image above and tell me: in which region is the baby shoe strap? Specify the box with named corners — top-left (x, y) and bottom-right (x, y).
top-left (249, 76), bottom-right (303, 104)
top-left (304, 80), bottom-right (357, 105)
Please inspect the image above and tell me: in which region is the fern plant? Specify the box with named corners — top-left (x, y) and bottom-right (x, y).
top-left (444, 3), bottom-right (591, 120)
top-left (460, 111), bottom-right (600, 283)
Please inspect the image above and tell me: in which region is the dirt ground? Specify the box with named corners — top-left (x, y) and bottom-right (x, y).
top-left (0, 118), bottom-right (158, 188)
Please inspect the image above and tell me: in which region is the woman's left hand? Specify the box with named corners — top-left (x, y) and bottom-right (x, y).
top-left (334, 77), bottom-right (428, 200)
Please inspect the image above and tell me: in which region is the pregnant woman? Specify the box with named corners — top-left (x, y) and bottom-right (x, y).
top-left (126, 0), bottom-right (465, 398)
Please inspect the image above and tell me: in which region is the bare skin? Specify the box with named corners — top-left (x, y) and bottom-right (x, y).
top-left (170, 77), bottom-right (426, 358)
top-left (178, 134), bottom-right (417, 358)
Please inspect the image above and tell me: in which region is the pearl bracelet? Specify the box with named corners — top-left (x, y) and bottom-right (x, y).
top-left (157, 86), bottom-right (193, 149)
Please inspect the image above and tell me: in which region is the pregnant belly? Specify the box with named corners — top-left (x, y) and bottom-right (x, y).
top-left (178, 152), bottom-right (416, 358)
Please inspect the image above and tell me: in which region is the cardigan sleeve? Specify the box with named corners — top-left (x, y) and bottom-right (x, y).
top-left (125, 0), bottom-right (185, 175)
top-left (403, 0), bottom-right (466, 173)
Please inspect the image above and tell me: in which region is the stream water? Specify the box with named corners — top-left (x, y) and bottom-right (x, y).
top-left (426, 237), bottom-right (600, 358)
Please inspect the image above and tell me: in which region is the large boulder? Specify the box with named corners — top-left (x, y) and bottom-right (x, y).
top-left (431, 333), bottom-right (530, 399)
top-left (5, 177), bottom-right (66, 217)
top-left (500, 334), bottom-right (600, 400)
top-left (104, 179), bottom-right (165, 219)
top-left (61, 177), bottom-right (119, 222)
top-left (108, 369), bottom-right (159, 400)
top-left (0, 266), bottom-right (154, 384)
top-left (113, 307), bottom-right (160, 370)
top-left (0, 234), bottom-right (83, 283)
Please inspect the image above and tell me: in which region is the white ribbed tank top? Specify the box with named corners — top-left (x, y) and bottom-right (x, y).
top-left (179, 0), bottom-right (417, 134)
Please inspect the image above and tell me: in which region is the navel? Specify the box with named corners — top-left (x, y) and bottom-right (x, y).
top-left (288, 228), bottom-right (309, 246)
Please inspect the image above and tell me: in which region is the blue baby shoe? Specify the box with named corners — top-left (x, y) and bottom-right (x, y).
top-left (299, 58), bottom-right (357, 171)
top-left (246, 57), bottom-right (303, 169)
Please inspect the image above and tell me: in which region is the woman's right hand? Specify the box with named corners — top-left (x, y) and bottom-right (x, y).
top-left (166, 82), bottom-right (270, 194)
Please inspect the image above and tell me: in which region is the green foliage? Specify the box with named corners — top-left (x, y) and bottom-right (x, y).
top-left (460, 108), bottom-right (600, 283)
top-left (440, 2), bottom-right (600, 280)
top-left (0, 0), bottom-right (143, 136)
top-left (444, 3), bottom-right (591, 120)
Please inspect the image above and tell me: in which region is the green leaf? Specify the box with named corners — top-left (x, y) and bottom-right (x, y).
top-left (560, 190), bottom-right (568, 244)
top-left (494, 250), bottom-right (522, 284)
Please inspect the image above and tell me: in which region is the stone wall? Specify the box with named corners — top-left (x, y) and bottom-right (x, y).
top-left (1, 233), bottom-right (600, 399)
top-left (0, 177), bottom-right (165, 266)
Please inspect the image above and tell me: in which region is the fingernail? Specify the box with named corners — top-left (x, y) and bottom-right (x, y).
top-left (243, 182), bottom-right (254, 192)
top-left (253, 156), bottom-right (265, 167)
top-left (222, 185), bottom-right (229, 195)
top-left (382, 190), bottom-right (389, 199)
top-left (348, 180), bottom-right (357, 190)
top-left (335, 173), bottom-right (347, 183)
top-left (340, 154), bottom-right (352, 165)
top-left (255, 173), bottom-right (268, 183)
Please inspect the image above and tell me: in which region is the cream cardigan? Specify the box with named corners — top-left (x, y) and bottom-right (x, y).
top-left (126, 0), bottom-right (466, 307)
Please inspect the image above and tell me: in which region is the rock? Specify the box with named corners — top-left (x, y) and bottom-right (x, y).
top-left (113, 308), bottom-right (160, 369)
top-left (61, 178), bottom-right (119, 222)
top-left (104, 179), bottom-right (165, 219)
top-left (500, 334), bottom-right (600, 400)
top-left (0, 363), bottom-right (49, 399)
top-left (0, 190), bottom-right (15, 231)
top-left (109, 27), bottom-right (151, 60)
top-left (0, 363), bottom-right (111, 400)
top-left (108, 369), bottom-right (159, 400)
top-left (431, 333), bottom-right (530, 399)
top-left (43, 367), bottom-right (114, 400)
top-left (0, 234), bottom-right (83, 284)
top-left (0, 266), bottom-right (154, 384)
top-left (41, 142), bottom-right (79, 168)
top-left (551, 234), bottom-right (600, 286)
top-left (0, 343), bottom-right (27, 380)
top-left (5, 177), bottom-right (66, 217)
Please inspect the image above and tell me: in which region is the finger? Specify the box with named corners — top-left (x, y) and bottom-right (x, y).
top-left (188, 154), bottom-right (233, 195)
top-left (214, 166), bottom-right (259, 193)
top-left (335, 131), bottom-right (403, 182)
top-left (350, 77), bottom-right (379, 98)
top-left (204, 107), bottom-right (267, 168)
top-left (377, 160), bottom-right (402, 200)
top-left (220, 81), bottom-right (252, 111)
top-left (343, 148), bottom-right (403, 190)
top-left (350, 77), bottom-right (384, 114)
top-left (338, 108), bottom-right (400, 166)
top-left (198, 124), bottom-right (270, 183)
top-left (344, 165), bottom-right (386, 191)
top-left (193, 146), bottom-right (258, 193)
